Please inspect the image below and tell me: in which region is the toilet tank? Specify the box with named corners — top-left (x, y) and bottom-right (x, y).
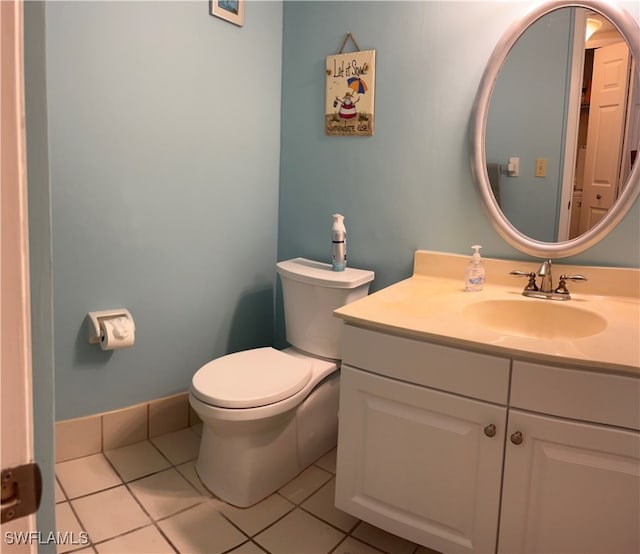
top-left (276, 258), bottom-right (374, 359)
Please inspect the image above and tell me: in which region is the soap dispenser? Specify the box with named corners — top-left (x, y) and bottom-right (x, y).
top-left (464, 245), bottom-right (485, 292)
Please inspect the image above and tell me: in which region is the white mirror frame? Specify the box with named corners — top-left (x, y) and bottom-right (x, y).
top-left (471, 0), bottom-right (640, 258)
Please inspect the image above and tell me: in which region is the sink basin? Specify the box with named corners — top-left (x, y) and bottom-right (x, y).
top-left (463, 299), bottom-right (607, 340)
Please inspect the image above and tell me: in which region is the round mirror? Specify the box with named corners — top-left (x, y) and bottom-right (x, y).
top-left (471, 0), bottom-right (640, 258)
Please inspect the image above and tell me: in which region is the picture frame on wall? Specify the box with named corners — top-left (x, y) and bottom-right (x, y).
top-left (210, 0), bottom-right (244, 27)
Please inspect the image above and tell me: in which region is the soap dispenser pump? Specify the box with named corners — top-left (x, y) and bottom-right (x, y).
top-left (464, 245), bottom-right (485, 292)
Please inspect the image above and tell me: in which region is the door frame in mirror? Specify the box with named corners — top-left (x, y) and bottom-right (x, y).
top-left (471, 0), bottom-right (640, 258)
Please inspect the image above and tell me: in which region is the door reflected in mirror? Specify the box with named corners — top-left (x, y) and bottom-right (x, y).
top-left (485, 7), bottom-right (638, 243)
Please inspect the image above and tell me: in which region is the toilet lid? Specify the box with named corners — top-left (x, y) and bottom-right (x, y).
top-left (191, 347), bottom-right (312, 409)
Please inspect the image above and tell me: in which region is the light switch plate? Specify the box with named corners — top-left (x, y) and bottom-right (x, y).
top-left (535, 158), bottom-right (547, 177)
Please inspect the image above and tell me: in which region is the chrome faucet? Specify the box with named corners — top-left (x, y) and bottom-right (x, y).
top-left (537, 259), bottom-right (553, 293)
top-left (510, 259), bottom-right (587, 300)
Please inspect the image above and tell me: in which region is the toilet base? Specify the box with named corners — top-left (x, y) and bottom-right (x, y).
top-left (194, 372), bottom-right (340, 507)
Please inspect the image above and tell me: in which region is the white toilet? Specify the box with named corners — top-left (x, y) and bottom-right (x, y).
top-left (189, 257), bottom-right (374, 507)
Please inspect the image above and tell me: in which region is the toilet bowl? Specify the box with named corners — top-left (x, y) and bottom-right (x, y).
top-left (189, 258), bottom-right (374, 507)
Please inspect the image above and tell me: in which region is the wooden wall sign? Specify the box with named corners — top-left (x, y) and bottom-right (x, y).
top-left (325, 49), bottom-right (376, 137)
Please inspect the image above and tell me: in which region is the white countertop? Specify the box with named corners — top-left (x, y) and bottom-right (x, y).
top-left (334, 251), bottom-right (640, 374)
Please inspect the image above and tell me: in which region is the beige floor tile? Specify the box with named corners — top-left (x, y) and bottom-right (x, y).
top-left (151, 427), bottom-right (200, 465)
top-left (220, 492), bottom-right (294, 536)
top-left (254, 508), bottom-right (345, 554)
top-left (104, 440), bottom-right (170, 482)
top-left (157, 501), bottom-right (247, 554)
top-left (227, 541), bottom-right (268, 553)
top-left (56, 502), bottom-right (89, 553)
top-left (414, 546), bottom-right (443, 554)
top-left (128, 468), bottom-right (205, 519)
top-left (314, 448), bottom-right (337, 474)
top-left (56, 453), bottom-right (122, 499)
top-left (94, 525), bottom-right (175, 554)
top-left (352, 522), bottom-right (417, 554)
top-left (53, 416), bottom-right (437, 554)
top-left (302, 478), bottom-right (358, 532)
top-left (55, 478), bottom-right (66, 503)
top-left (175, 461), bottom-right (212, 497)
top-left (332, 536), bottom-right (387, 554)
top-left (71, 485), bottom-right (151, 543)
top-left (278, 465), bottom-right (333, 504)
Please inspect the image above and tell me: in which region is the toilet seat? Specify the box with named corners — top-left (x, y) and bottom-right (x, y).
top-left (191, 347), bottom-right (312, 409)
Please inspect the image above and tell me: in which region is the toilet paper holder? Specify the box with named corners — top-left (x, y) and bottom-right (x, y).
top-left (87, 309), bottom-right (135, 345)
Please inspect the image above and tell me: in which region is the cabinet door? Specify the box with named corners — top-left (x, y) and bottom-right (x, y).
top-left (336, 366), bottom-right (506, 553)
top-left (499, 410), bottom-right (640, 554)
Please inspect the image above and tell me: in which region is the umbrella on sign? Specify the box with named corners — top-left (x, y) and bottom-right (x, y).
top-left (347, 77), bottom-right (368, 94)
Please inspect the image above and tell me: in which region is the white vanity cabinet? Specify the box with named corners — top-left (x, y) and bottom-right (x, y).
top-left (335, 325), bottom-right (511, 553)
top-left (337, 366), bottom-right (506, 553)
top-left (499, 361), bottom-right (640, 554)
top-left (499, 410), bottom-right (640, 553)
top-left (335, 326), bottom-right (640, 554)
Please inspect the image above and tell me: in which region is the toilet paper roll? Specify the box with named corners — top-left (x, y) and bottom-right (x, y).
top-left (99, 316), bottom-right (135, 351)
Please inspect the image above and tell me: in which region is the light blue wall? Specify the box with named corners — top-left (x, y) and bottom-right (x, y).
top-left (486, 8), bottom-right (574, 242)
top-left (278, 1), bottom-right (639, 312)
top-left (43, 1), bottom-right (283, 420)
top-left (30, 0), bottom-right (640, 421)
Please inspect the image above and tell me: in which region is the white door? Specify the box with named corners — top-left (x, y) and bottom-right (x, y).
top-left (498, 410), bottom-right (640, 554)
top-left (620, 58), bottom-right (639, 190)
top-left (1, 0), bottom-right (37, 551)
top-left (335, 366), bottom-right (506, 553)
top-left (579, 41), bottom-right (631, 234)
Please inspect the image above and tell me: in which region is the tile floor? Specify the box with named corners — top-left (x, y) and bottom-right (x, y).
top-left (55, 425), bottom-right (438, 554)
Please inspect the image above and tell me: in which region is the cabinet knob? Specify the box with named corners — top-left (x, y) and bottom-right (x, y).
top-left (510, 431), bottom-right (523, 445)
top-left (484, 424), bottom-right (496, 438)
